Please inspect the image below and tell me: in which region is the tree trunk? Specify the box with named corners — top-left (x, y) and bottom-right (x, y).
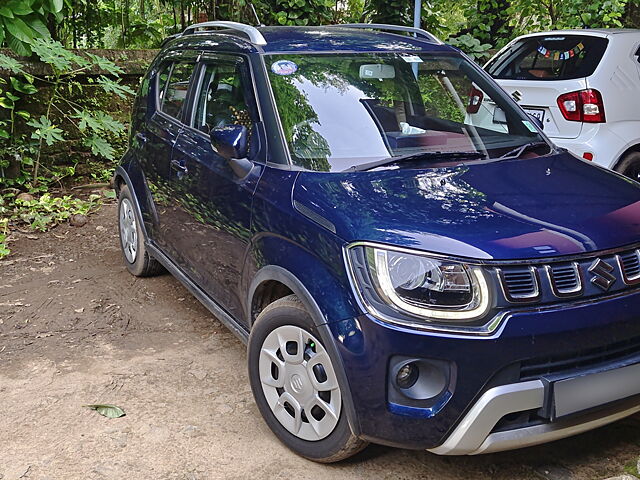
top-left (72, 0), bottom-right (77, 49)
top-left (172, 4), bottom-right (178, 33)
top-left (180, 0), bottom-right (186, 30)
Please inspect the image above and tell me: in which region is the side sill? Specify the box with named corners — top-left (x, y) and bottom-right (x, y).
top-left (146, 241), bottom-right (250, 344)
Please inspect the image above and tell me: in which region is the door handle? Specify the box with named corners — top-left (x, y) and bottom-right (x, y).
top-left (135, 132), bottom-right (148, 145)
top-left (170, 159), bottom-right (188, 178)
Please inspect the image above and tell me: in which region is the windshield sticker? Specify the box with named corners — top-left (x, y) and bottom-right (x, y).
top-left (401, 55), bottom-right (423, 63)
top-left (522, 120), bottom-right (538, 132)
top-left (271, 60), bottom-right (298, 75)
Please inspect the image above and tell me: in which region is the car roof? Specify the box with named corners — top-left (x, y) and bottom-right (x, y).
top-left (510, 28), bottom-right (640, 41)
top-left (163, 25), bottom-right (454, 55)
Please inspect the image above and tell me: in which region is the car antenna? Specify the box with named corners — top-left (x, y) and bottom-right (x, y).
top-left (249, 3), bottom-right (264, 27)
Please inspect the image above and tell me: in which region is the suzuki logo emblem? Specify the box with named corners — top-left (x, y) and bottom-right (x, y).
top-left (511, 90), bottom-right (522, 102)
top-left (290, 374), bottom-right (304, 393)
top-left (588, 258), bottom-right (616, 291)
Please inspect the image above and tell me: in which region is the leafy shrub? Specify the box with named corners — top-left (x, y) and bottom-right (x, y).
top-left (448, 34), bottom-right (493, 62)
top-left (0, 0), bottom-right (64, 56)
top-left (0, 38), bottom-right (132, 259)
top-left (0, 37), bottom-right (133, 183)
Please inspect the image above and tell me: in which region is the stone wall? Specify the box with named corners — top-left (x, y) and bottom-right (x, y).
top-left (0, 49), bottom-right (158, 172)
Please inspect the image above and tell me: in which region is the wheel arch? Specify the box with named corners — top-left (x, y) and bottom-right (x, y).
top-left (113, 165), bottom-right (150, 239)
top-left (247, 264), bottom-right (362, 436)
top-left (248, 266), bottom-right (328, 329)
top-left (612, 143), bottom-right (640, 172)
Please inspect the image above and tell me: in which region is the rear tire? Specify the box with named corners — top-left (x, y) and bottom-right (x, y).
top-left (614, 151), bottom-right (640, 183)
top-left (248, 294), bottom-right (367, 463)
top-left (117, 184), bottom-right (164, 277)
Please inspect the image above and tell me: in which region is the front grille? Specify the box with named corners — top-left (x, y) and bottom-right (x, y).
top-left (618, 249), bottom-right (640, 284)
top-left (498, 267), bottom-right (539, 301)
top-left (547, 262), bottom-right (581, 296)
top-left (497, 246), bottom-right (640, 303)
top-left (520, 336), bottom-right (640, 381)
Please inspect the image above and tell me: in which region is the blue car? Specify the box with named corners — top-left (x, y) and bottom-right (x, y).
top-left (115, 21), bottom-right (640, 462)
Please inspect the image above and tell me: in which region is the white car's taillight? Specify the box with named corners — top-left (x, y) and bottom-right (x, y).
top-left (557, 89), bottom-right (606, 123)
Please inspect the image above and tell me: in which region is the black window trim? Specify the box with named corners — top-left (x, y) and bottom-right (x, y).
top-left (153, 50), bottom-right (201, 126)
top-left (179, 52), bottom-right (268, 164)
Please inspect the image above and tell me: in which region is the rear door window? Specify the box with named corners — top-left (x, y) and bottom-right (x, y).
top-left (487, 35), bottom-right (608, 81)
top-left (158, 62), bottom-right (196, 119)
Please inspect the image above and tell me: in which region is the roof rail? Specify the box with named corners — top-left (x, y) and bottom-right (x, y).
top-left (182, 21), bottom-right (267, 46)
top-left (329, 23), bottom-right (442, 44)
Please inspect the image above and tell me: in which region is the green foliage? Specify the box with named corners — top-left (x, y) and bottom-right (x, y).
top-left (96, 76), bottom-right (136, 99)
top-left (458, 0), bottom-right (511, 49)
top-left (0, 37), bottom-right (133, 184)
top-left (0, 0), bottom-right (63, 55)
top-left (0, 215), bottom-right (9, 259)
top-left (364, 0), bottom-right (412, 25)
top-left (507, 0), bottom-right (627, 32)
top-left (264, 0), bottom-right (335, 26)
top-left (83, 134), bottom-right (115, 159)
top-left (0, 0), bottom-right (636, 52)
top-left (0, 63), bottom-right (36, 152)
top-left (0, 53), bottom-right (25, 74)
top-left (448, 34), bottom-right (493, 61)
top-left (27, 115), bottom-right (65, 145)
top-left (12, 192), bottom-right (101, 232)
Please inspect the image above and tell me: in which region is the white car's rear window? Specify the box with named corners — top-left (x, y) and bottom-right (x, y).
top-left (487, 35), bottom-right (608, 81)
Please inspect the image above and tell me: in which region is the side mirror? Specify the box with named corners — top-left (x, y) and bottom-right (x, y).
top-left (210, 124), bottom-right (248, 160)
top-left (527, 113), bottom-right (543, 130)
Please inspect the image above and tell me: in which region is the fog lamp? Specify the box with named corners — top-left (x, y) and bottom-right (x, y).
top-left (396, 362), bottom-right (419, 389)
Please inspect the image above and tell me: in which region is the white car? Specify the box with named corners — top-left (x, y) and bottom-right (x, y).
top-left (484, 29), bottom-right (640, 180)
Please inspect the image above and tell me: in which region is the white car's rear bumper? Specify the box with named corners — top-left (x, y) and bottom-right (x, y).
top-left (552, 123), bottom-right (630, 169)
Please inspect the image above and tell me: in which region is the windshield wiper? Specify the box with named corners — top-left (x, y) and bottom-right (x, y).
top-left (497, 141), bottom-right (551, 160)
top-left (344, 151), bottom-right (486, 172)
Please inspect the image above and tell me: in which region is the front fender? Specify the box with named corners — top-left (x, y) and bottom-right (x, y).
top-left (246, 234), bottom-right (360, 327)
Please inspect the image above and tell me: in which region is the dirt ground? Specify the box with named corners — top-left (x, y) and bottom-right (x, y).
top-left (1, 201), bottom-right (640, 480)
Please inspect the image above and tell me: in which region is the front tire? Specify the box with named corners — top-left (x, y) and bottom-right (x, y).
top-left (248, 295), bottom-right (367, 462)
top-left (117, 184), bottom-right (163, 277)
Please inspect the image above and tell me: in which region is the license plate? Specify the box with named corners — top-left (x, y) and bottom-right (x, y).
top-left (553, 362), bottom-right (640, 418)
top-left (524, 108), bottom-right (545, 123)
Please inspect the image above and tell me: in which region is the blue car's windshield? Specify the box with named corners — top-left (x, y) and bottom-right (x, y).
top-left (265, 52), bottom-right (549, 172)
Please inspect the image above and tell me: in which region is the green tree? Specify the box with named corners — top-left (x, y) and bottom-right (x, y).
top-left (363, 0), bottom-right (412, 25)
top-left (0, 0), bottom-right (65, 55)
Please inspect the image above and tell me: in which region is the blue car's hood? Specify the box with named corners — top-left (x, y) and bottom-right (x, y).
top-left (292, 152), bottom-right (640, 260)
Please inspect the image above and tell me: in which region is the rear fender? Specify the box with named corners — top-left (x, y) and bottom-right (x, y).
top-left (114, 156), bottom-right (158, 238)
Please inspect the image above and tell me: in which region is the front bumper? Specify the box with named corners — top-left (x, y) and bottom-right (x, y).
top-left (431, 361), bottom-right (640, 455)
top-left (329, 287), bottom-right (640, 451)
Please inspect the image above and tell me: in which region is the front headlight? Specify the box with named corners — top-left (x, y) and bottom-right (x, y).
top-left (346, 244), bottom-right (492, 326)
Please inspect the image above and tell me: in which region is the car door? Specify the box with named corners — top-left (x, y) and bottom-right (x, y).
top-left (167, 54), bottom-right (265, 321)
top-left (138, 55), bottom-right (198, 264)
